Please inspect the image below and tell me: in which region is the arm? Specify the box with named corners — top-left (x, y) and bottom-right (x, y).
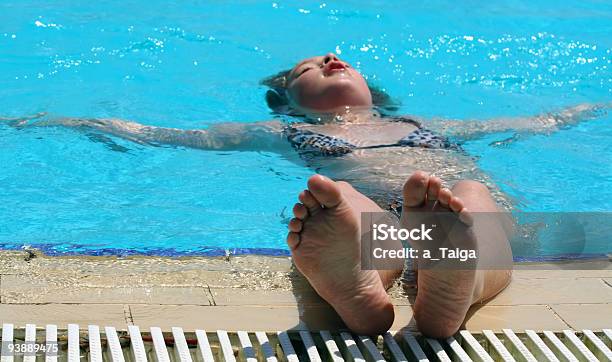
top-left (424, 102), bottom-right (610, 141)
top-left (26, 117), bottom-right (291, 153)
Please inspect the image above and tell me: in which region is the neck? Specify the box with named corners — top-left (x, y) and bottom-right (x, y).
top-left (302, 106), bottom-right (380, 124)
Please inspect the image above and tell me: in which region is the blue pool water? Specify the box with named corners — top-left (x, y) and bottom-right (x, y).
top-left (0, 1), bottom-right (610, 255)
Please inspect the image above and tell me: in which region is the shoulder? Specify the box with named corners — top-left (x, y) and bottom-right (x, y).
top-left (252, 119), bottom-right (287, 132)
top-left (385, 115), bottom-right (423, 128)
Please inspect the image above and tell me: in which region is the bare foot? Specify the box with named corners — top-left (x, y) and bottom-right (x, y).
top-left (287, 175), bottom-right (394, 335)
top-left (400, 171), bottom-right (512, 338)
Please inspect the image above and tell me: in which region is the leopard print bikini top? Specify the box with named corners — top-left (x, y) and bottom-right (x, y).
top-left (283, 117), bottom-right (457, 156)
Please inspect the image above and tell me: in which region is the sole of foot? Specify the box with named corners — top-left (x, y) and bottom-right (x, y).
top-left (287, 175), bottom-right (394, 335)
top-left (400, 171), bottom-right (510, 338)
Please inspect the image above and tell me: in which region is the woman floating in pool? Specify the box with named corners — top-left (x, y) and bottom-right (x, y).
top-left (5, 53), bottom-right (609, 337)
top-left (14, 54), bottom-right (605, 211)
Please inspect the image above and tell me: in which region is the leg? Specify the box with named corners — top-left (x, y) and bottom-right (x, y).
top-left (287, 175), bottom-right (395, 335)
top-left (401, 172), bottom-right (512, 338)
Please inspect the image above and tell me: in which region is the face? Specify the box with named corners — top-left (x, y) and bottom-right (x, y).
top-left (286, 53), bottom-right (373, 113)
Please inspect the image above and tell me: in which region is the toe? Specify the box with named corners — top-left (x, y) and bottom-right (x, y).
top-left (307, 174), bottom-right (343, 209)
top-left (286, 232), bottom-right (300, 250)
top-left (459, 208), bottom-right (474, 226)
top-left (403, 171), bottom-right (430, 207)
top-left (438, 188), bottom-right (452, 207)
top-left (299, 190), bottom-right (321, 214)
top-left (288, 218), bottom-right (303, 233)
top-left (449, 196), bottom-right (464, 213)
top-left (427, 177), bottom-right (442, 202)
top-left (293, 203), bottom-right (308, 220)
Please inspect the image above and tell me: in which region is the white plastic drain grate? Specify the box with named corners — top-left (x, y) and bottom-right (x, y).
top-left (0, 323), bottom-right (610, 361)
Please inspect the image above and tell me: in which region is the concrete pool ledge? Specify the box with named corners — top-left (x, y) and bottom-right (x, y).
top-left (0, 250), bottom-right (610, 333)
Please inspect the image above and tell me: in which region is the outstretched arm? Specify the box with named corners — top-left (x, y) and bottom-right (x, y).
top-left (13, 116), bottom-right (291, 153)
top-left (424, 102), bottom-right (610, 141)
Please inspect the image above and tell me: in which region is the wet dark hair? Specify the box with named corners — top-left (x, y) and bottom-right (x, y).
top-left (260, 69), bottom-right (399, 116)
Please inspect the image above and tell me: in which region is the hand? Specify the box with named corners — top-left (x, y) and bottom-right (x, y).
top-left (0, 112), bottom-right (47, 128)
